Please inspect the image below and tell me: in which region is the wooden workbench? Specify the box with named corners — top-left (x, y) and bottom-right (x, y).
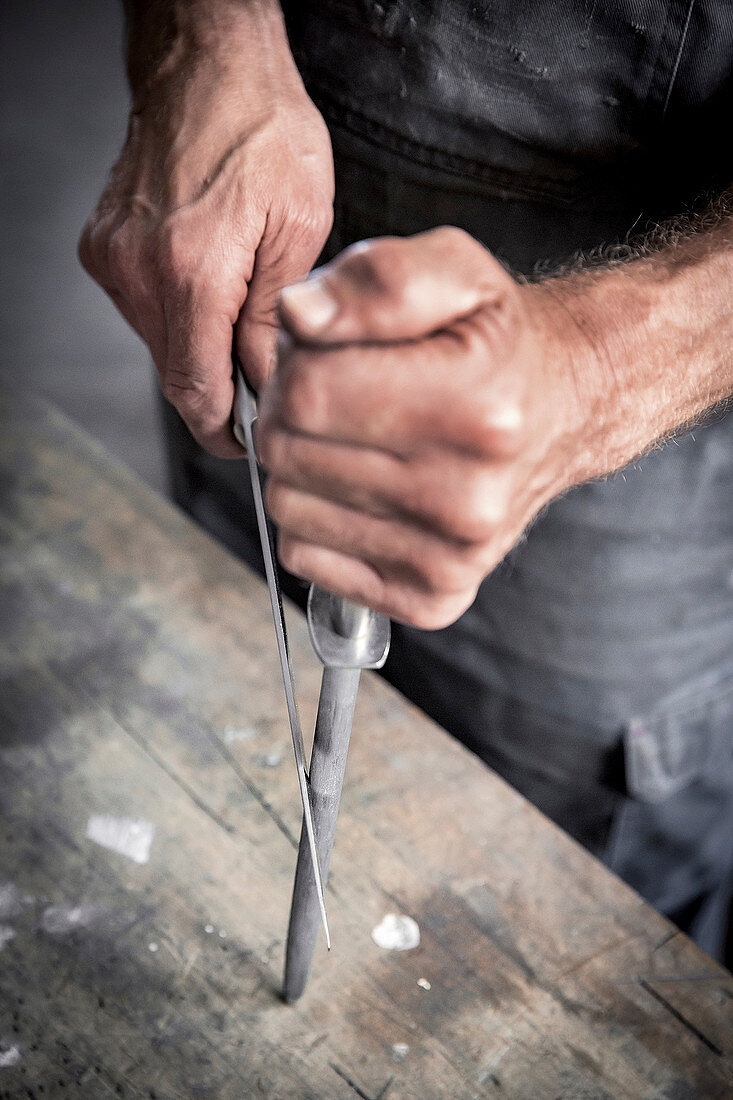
top-left (0, 382), bottom-right (731, 1099)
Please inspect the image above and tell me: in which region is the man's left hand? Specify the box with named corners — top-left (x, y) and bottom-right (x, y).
top-left (256, 227), bottom-right (600, 628)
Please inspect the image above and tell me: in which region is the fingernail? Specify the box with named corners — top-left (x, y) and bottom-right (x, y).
top-left (280, 279), bottom-right (338, 332)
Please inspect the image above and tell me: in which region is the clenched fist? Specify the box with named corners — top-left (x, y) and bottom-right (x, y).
top-left (257, 227), bottom-right (602, 628)
top-left (79, 1), bottom-right (334, 457)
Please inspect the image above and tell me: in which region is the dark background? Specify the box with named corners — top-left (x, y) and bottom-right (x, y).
top-left (1, 0), bottom-right (166, 493)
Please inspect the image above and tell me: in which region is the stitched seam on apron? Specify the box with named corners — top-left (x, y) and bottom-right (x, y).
top-left (662, 0), bottom-right (697, 116)
top-left (646, 0), bottom-right (688, 115)
top-left (311, 88), bottom-right (599, 207)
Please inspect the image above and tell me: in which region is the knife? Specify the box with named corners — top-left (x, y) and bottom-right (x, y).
top-left (232, 357), bottom-right (331, 950)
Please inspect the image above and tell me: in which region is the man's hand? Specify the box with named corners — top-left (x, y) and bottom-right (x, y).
top-left (258, 218), bottom-right (733, 629)
top-left (256, 228), bottom-right (590, 628)
top-left (79, 0), bottom-right (333, 457)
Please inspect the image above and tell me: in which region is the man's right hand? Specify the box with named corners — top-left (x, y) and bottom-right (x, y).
top-left (79, 0), bottom-right (334, 457)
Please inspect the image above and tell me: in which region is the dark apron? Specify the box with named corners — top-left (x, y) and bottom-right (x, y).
top-left (162, 1), bottom-right (733, 962)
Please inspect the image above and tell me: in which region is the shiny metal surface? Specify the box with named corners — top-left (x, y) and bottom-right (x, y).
top-left (232, 359), bottom-right (330, 950)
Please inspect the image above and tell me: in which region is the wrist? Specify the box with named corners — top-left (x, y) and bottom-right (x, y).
top-left (121, 0), bottom-right (327, 213)
top-left (527, 261), bottom-right (688, 489)
top-left (525, 209), bottom-right (733, 491)
top-left (524, 277), bottom-right (618, 492)
top-left (127, 0), bottom-right (303, 107)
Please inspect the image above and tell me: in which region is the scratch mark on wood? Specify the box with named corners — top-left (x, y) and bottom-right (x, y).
top-left (558, 930), bottom-right (648, 980)
top-left (375, 1075), bottom-right (394, 1100)
top-left (639, 979), bottom-right (723, 1055)
top-left (653, 929), bottom-right (679, 952)
top-left (213, 739), bottom-right (298, 848)
top-left (636, 972), bottom-right (724, 984)
top-left (306, 1032), bottom-right (329, 1055)
top-left (65, 672), bottom-right (236, 837)
top-left (330, 1063), bottom-right (393, 1100)
top-left (330, 1063), bottom-right (375, 1099)
top-left (119, 729), bottom-right (236, 836)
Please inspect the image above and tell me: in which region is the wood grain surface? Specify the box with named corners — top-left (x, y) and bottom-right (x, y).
top-left (1, 382), bottom-right (731, 1099)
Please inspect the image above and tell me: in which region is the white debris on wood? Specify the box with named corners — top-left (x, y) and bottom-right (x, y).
top-left (370, 913), bottom-right (420, 951)
top-left (417, 978), bottom-right (431, 991)
top-left (40, 903), bottom-right (105, 934)
top-left (40, 904), bottom-right (136, 936)
top-left (391, 1043), bottom-right (409, 1062)
top-left (0, 926), bottom-right (16, 951)
top-left (0, 881), bottom-right (33, 920)
top-left (86, 815), bottom-right (154, 864)
top-left (0, 1044), bottom-right (21, 1068)
top-left (223, 726), bottom-right (258, 744)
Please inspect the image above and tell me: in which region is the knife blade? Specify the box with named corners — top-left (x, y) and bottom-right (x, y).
top-left (232, 357), bottom-right (330, 951)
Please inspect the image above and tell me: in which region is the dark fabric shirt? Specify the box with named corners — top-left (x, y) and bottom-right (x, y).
top-left (283, 0), bottom-right (733, 260)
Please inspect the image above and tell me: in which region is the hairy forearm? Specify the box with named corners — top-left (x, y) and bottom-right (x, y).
top-left (534, 193), bottom-right (733, 486)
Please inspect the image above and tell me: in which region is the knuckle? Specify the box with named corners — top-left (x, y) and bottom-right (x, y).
top-left (432, 225), bottom-right (509, 289)
top-left (446, 474), bottom-right (506, 542)
top-left (486, 414), bottom-right (526, 458)
top-left (272, 184), bottom-right (333, 254)
top-left (430, 225), bottom-right (475, 253)
top-left (313, 204), bottom-right (335, 239)
top-left (339, 237), bottom-right (410, 296)
top-left (296, 201), bottom-right (334, 243)
top-left (465, 392), bottom-right (526, 457)
top-left (160, 370), bottom-right (208, 420)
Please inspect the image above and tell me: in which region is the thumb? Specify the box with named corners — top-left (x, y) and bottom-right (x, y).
top-left (278, 226), bottom-right (508, 345)
top-left (236, 213), bottom-right (333, 390)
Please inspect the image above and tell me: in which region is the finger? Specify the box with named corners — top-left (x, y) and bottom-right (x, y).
top-left (258, 427), bottom-right (403, 516)
top-left (162, 287), bottom-right (243, 458)
top-left (267, 478), bottom-right (485, 589)
top-left (259, 426), bottom-right (514, 542)
top-left (278, 226), bottom-right (510, 345)
top-left (236, 206), bottom-right (333, 390)
top-left (276, 536), bottom-right (473, 630)
top-left (259, 323), bottom-right (524, 457)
